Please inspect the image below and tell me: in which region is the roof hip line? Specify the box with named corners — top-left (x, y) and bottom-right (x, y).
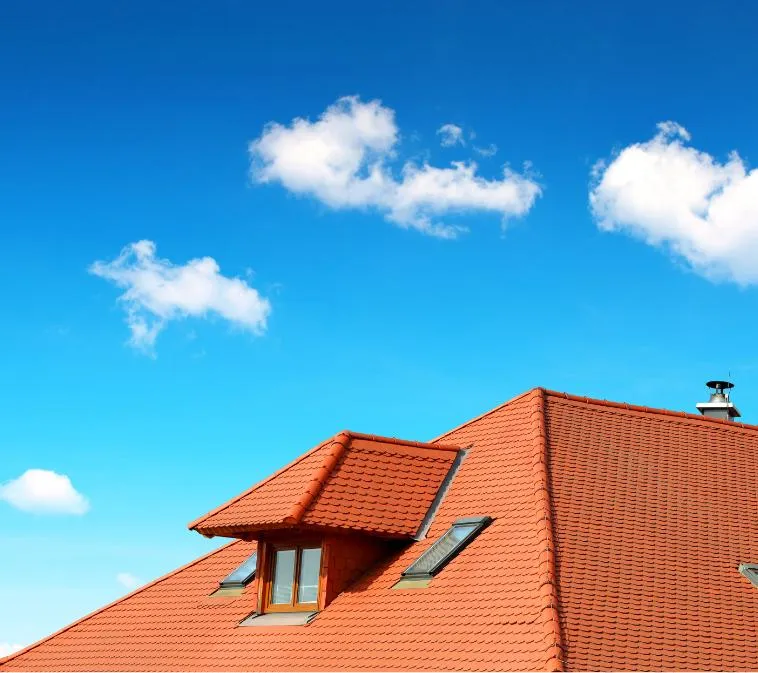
top-left (186, 434), bottom-right (333, 533)
top-left (531, 387), bottom-right (565, 672)
top-left (284, 431), bottom-right (350, 524)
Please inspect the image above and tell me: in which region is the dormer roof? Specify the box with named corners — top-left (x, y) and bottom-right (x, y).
top-left (189, 431), bottom-right (462, 539)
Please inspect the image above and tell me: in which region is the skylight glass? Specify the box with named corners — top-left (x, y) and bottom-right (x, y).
top-left (402, 516), bottom-right (492, 579)
top-left (739, 563), bottom-right (758, 588)
top-left (220, 551), bottom-right (258, 588)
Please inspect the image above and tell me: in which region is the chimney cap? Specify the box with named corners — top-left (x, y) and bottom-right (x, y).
top-left (697, 379), bottom-right (741, 420)
top-left (706, 380), bottom-right (734, 391)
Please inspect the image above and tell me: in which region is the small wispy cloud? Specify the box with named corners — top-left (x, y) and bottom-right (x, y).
top-left (250, 96), bottom-right (541, 238)
top-left (437, 123), bottom-right (465, 147)
top-left (116, 572), bottom-right (143, 591)
top-left (474, 143), bottom-right (498, 157)
top-left (591, 121), bottom-right (758, 285)
top-left (89, 241), bottom-right (272, 354)
top-left (0, 469), bottom-right (89, 515)
top-left (0, 643), bottom-right (24, 658)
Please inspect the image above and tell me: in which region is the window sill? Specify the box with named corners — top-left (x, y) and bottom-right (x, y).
top-left (239, 611), bottom-right (317, 627)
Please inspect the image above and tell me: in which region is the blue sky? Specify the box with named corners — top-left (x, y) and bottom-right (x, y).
top-left (2, 0), bottom-right (758, 651)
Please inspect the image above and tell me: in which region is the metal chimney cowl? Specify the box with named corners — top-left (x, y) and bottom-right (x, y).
top-left (696, 380), bottom-right (741, 421)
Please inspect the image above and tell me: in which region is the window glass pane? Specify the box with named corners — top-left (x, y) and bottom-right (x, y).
top-left (220, 551), bottom-right (257, 588)
top-left (403, 521), bottom-right (486, 577)
top-left (297, 547), bottom-right (321, 604)
top-left (271, 549), bottom-right (296, 604)
top-left (448, 523), bottom-right (477, 543)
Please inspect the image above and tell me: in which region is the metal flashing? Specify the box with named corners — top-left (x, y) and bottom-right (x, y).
top-left (210, 585), bottom-right (246, 598)
top-left (414, 448), bottom-right (467, 540)
top-left (391, 577), bottom-right (432, 590)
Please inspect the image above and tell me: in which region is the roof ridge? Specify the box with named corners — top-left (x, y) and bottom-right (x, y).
top-left (0, 539), bottom-right (244, 667)
top-left (430, 387), bottom-right (539, 443)
top-left (543, 388), bottom-right (758, 433)
top-left (529, 388), bottom-right (565, 672)
top-left (349, 430), bottom-right (461, 452)
top-left (286, 429), bottom-right (458, 526)
top-left (284, 431), bottom-right (351, 524)
top-left (187, 435), bottom-right (336, 533)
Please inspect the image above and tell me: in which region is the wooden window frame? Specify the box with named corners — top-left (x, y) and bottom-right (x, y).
top-left (261, 542), bottom-right (322, 613)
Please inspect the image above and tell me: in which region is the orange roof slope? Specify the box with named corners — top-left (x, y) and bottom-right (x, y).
top-left (190, 431), bottom-right (461, 538)
top-left (1, 389), bottom-right (561, 672)
top-left (544, 391), bottom-right (758, 671)
top-left (6, 387), bottom-right (758, 671)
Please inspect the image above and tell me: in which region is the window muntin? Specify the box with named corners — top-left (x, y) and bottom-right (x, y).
top-left (402, 516), bottom-right (492, 579)
top-left (265, 544), bottom-right (322, 612)
top-left (219, 551), bottom-right (257, 589)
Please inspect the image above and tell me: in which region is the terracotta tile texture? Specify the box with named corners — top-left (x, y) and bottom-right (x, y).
top-left (189, 431), bottom-right (460, 538)
top-left (545, 392), bottom-right (758, 671)
top-left (4, 388), bottom-right (758, 671)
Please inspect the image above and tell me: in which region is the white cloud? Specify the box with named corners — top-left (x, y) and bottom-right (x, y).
top-left (590, 122), bottom-right (758, 284)
top-left (0, 643), bottom-right (24, 658)
top-left (250, 96), bottom-right (541, 238)
top-left (116, 572), bottom-right (143, 590)
top-left (474, 143), bottom-right (498, 158)
top-left (0, 470), bottom-right (89, 515)
top-left (90, 241), bottom-right (272, 352)
top-left (437, 123), bottom-right (465, 147)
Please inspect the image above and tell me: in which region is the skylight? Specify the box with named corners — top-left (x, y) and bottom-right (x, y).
top-left (220, 551), bottom-right (257, 589)
top-left (402, 516), bottom-right (492, 579)
top-left (738, 563), bottom-right (758, 588)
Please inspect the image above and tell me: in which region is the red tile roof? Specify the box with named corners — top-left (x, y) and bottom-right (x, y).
top-left (189, 431), bottom-right (461, 538)
top-left (545, 391), bottom-right (758, 671)
top-left (4, 388), bottom-right (758, 671)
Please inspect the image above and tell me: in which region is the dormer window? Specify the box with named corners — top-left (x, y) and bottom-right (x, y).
top-left (192, 431), bottom-right (465, 614)
top-left (263, 544), bottom-right (322, 612)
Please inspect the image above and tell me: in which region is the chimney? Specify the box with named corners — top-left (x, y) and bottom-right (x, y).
top-left (696, 380), bottom-right (741, 421)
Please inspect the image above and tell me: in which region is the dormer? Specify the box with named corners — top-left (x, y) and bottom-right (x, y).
top-left (188, 431), bottom-right (464, 620)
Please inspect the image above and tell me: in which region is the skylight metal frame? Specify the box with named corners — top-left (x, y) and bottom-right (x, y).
top-left (738, 563), bottom-right (758, 588)
top-left (219, 551), bottom-right (258, 589)
top-left (402, 515), bottom-right (492, 579)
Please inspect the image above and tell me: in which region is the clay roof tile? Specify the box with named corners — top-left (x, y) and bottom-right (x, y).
top-left (7, 387), bottom-right (758, 671)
